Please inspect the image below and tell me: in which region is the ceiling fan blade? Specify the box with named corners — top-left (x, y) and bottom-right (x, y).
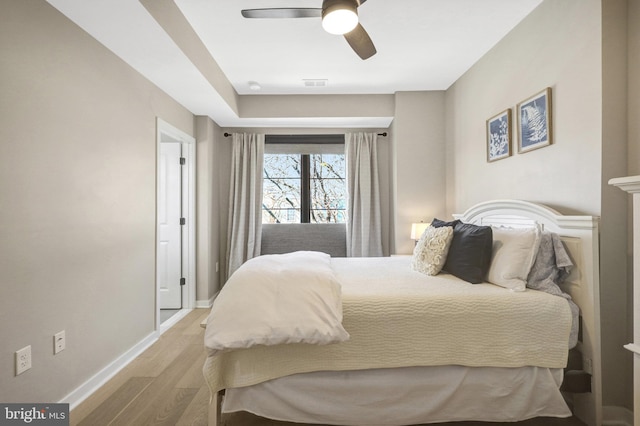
top-left (241, 8), bottom-right (322, 19)
top-left (343, 23), bottom-right (376, 60)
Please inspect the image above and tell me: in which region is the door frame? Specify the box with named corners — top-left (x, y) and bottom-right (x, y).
top-left (155, 118), bottom-right (196, 331)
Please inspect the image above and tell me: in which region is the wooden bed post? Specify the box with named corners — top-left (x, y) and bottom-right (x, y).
top-left (208, 390), bottom-right (222, 426)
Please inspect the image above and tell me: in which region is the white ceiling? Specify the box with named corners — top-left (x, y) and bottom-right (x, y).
top-left (46, 0), bottom-right (542, 128)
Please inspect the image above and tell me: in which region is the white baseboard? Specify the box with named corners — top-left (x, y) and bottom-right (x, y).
top-left (159, 308), bottom-right (193, 334)
top-left (196, 291), bottom-right (218, 309)
top-left (60, 331), bottom-right (159, 410)
top-left (195, 298), bottom-right (213, 308)
top-left (603, 405), bottom-right (634, 426)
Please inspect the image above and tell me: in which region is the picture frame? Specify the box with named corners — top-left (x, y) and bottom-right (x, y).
top-left (486, 109), bottom-right (512, 162)
top-left (517, 87), bottom-right (552, 153)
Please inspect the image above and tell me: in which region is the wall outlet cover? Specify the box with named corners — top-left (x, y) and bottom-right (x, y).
top-left (54, 331), bottom-right (65, 354)
top-left (16, 345), bottom-right (32, 376)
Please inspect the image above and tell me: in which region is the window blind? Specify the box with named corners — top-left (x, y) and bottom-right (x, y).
top-left (265, 134), bottom-right (345, 154)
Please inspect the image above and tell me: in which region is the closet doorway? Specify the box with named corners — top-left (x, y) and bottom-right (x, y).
top-left (156, 118), bottom-right (196, 332)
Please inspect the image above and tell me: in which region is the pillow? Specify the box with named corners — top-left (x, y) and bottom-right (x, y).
top-left (527, 231), bottom-right (573, 291)
top-left (487, 226), bottom-right (542, 291)
top-left (411, 226), bottom-right (454, 276)
top-left (433, 220), bottom-right (493, 284)
top-left (431, 218), bottom-right (461, 229)
top-left (527, 231), bottom-right (578, 347)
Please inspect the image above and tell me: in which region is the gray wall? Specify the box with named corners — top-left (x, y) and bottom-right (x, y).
top-left (601, 0), bottom-right (632, 411)
top-left (445, 1), bottom-right (603, 216)
top-left (631, 0), bottom-right (640, 177)
top-left (196, 117), bottom-right (232, 296)
top-left (391, 92), bottom-right (447, 255)
top-left (0, 1), bottom-right (193, 403)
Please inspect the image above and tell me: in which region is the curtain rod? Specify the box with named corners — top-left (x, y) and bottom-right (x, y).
top-left (223, 132), bottom-right (387, 137)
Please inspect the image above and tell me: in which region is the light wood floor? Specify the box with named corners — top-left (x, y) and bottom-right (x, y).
top-left (70, 309), bottom-right (210, 426)
top-left (71, 309), bottom-right (586, 426)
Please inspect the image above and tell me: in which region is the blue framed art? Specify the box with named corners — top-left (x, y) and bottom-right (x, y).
top-left (486, 108), bottom-right (512, 162)
top-left (517, 88), bottom-right (552, 153)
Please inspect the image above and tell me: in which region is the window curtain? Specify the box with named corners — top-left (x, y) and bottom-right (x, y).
top-left (226, 133), bottom-right (265, 278)
top-left (345, 132), bottom-right (383, 257)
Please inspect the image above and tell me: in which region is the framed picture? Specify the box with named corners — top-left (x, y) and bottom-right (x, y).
top-left (486, 109), bottom-right (512, 162)
top-left (517, 88), bottom-right (552, 153)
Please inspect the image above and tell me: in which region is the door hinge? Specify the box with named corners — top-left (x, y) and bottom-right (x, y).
top-left (179, 157), bottom-right (186, 165)
top-left (180, 217), bottom-right (186, 225)
top-left (180, 277), bottom-right (186, 286)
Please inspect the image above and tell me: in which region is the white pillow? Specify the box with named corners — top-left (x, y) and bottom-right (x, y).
top-left (411, 226), bottom-right (454, 276)
top-left (487, 225), bottom-right (542, 291)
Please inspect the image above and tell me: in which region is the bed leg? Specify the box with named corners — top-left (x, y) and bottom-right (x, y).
top-left (208, 390), bottom-right (222, 426)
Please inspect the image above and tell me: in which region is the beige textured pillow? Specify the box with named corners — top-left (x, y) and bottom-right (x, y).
top-left (487, 225), bottom-right (542, 291)
top-left (411, 226), bottom-right (454, 276)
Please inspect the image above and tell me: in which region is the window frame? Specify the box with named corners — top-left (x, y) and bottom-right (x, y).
top-left (264, 134), bottom-right (345, 224)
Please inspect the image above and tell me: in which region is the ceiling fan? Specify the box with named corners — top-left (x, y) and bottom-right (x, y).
top-left (241, 0), bottom-right (376, 60)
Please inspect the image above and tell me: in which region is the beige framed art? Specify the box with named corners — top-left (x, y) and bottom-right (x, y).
top-left (486, 108), bottom-right (512, 162)
top-left (517, 87), bottom-right (553, 153)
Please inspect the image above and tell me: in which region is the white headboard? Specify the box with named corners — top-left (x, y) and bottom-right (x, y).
top-left (453, 200), bottom-right (602, 426)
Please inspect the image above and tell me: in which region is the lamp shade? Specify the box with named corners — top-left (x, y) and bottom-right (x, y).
top-left (410, 222), bottom-right (431, 240)
top-left (322, 0), bottom-right (358, 35)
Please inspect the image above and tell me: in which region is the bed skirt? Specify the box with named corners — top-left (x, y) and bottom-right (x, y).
top-left (223, 365), bottom-right (571, 426)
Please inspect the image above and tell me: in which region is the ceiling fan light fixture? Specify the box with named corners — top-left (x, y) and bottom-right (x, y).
top-left (322, 0), bottom-right (358, 35)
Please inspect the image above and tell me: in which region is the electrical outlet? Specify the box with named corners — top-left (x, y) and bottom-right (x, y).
top-left (15, 346), bottom-right (31, 376)
top-left (54, 331), bottom-right (65, 354)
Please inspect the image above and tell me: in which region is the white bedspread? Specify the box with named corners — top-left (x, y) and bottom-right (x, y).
top-left (205, 251), bottom-right (349, 355)
top-left (203, 255), bottom-right (573, 394)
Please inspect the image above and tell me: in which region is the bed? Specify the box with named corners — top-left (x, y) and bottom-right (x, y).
top-left (203, 200), bottom-right (602, 426)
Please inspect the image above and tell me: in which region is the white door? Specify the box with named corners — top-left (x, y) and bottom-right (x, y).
top-left (158, 142), bottom-right (183, 309)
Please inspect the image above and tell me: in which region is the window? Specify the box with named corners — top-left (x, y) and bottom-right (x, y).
top-left (262, 135), bottom-right (346, 224)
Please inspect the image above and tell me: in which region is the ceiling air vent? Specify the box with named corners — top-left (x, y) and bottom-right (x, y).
top-left (303, 79), bottom-right (328, 87)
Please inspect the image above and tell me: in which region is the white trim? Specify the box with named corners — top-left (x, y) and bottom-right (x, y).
top-left (196, 293), bottom-right (217, 309)
top-left (603, 405), bottom-right (634, 426)
top-left (611, 177), bottom-right (640, 426)
top-left (625, 343), bottom-right (640, 356)
top-left (610, 175), bottom-right (640, 193)
top-left (183, 138), bottom-right (197, 309)
top-left (60, 332), bottom-right (158, 410)
top-left (160, 308), bottom-right (192, 335)
top-left (156, 118), bottom-right (197, 333)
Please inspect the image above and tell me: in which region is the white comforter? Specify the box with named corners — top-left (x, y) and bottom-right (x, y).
top-left (205, 251), bottom-right (349, 355)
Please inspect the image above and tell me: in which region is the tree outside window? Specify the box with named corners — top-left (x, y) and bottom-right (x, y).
top-left (262, 153), bottom-right (346, 223)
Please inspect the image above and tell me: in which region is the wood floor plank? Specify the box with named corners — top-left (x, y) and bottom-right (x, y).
top-left (69, 361), bottom-right (146, 425)
top-left (75, 377), bottom-right (153, 426)
top-left (182, 310), bottom-right (210, 336)
top-left (133, 335), bottom-right (200, 377)
top-left (175, 385), bottom-right (210, 426)
top-left (163, 310), bottom-right (206, 337)
top-left (108, 343), bottom-right (203, 426)
top-left (144, 387), bottom-right (199, 426)
top-left (176, 347), bottom-right (208, 389)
